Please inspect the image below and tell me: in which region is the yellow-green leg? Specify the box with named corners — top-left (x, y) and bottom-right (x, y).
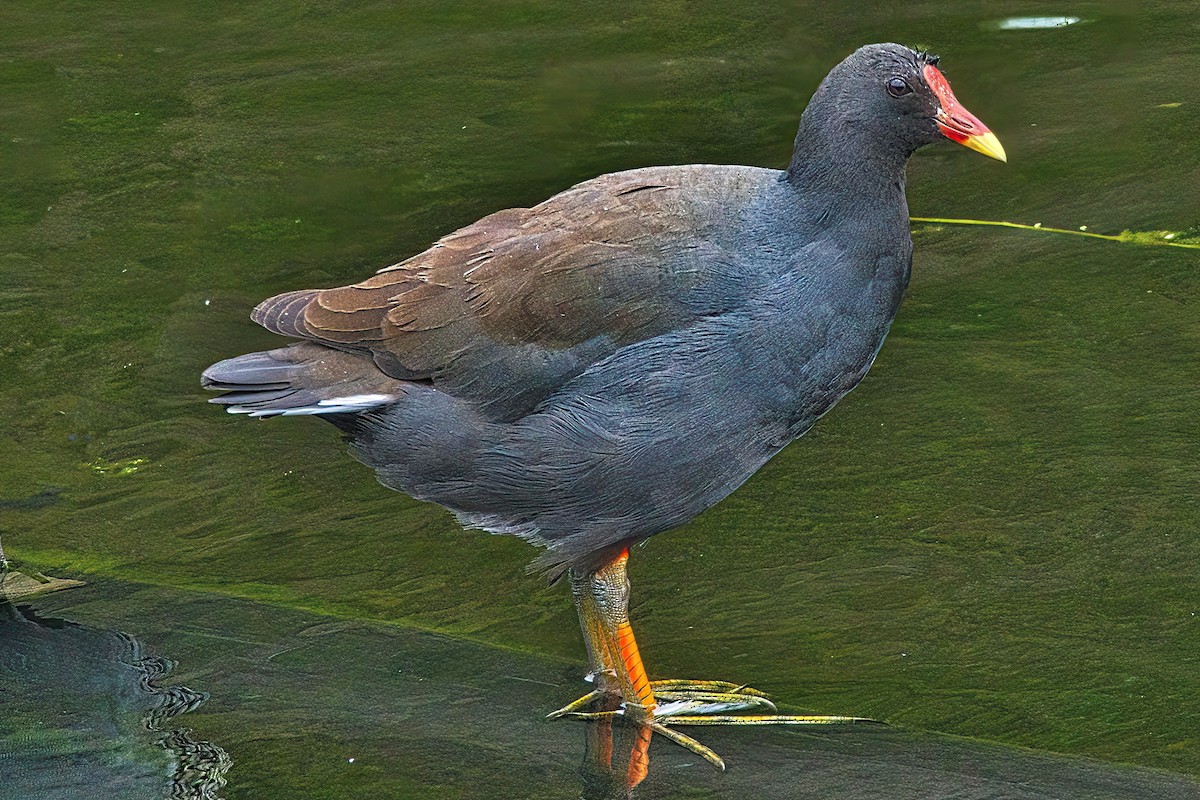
top-left (547, 548), bottom-right (878, 769)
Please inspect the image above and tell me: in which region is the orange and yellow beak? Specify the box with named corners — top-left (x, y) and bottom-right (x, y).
top-left (923, 64), bottom-right (1007, 162)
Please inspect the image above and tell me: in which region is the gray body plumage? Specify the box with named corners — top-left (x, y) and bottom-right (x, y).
top-left (203, 43), bottom-right (945, 577)
top-left (347, 165), bottom-right (909, 572)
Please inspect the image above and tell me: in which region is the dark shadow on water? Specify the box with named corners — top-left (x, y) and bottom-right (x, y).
top-left (9, 579), bottom-right (1200, 800)
top-left (0, 596), bottom-right (230, 800)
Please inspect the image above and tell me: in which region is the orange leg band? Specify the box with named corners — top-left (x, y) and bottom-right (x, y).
top-left (616, 620), bottom-right (656, 711)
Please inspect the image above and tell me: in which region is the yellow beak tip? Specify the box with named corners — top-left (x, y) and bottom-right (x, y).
top-left (963, 130), bottom-right (1007, 163)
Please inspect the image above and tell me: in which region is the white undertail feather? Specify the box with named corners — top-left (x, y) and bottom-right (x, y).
top-left (225, 393), bottom-right (395, 418)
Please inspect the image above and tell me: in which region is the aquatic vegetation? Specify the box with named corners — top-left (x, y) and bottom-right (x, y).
top-left (85, 457), bottom-right (149, 476)
top-left (911, 217), bottom-right (1200, 249)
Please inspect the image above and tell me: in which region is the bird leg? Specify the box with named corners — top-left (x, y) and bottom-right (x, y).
top-left (572, 548), bottom-right (656, 715)
top-left (547, 548), bottom-right (876, 769)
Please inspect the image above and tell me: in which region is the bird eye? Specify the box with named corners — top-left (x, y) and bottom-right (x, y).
top-left (887, 77), bottom-right (912, 98)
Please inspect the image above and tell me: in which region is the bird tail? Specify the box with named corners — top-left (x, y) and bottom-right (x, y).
top-left (201, 343), bottom-right (402, 418)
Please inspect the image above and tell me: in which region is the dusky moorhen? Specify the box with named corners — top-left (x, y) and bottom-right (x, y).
top-left (203, 42), bottom-right (1005, 768)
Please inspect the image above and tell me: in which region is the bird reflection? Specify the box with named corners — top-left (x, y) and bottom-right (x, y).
top-left (579, 696), bottom-right (653, 799)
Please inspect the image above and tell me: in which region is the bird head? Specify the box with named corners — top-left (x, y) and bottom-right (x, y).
top-left (808, 43), bottom-right (1007, 164)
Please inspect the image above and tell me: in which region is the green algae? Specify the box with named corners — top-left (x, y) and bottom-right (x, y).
top-left (86, 457), bottom-right (150, 476)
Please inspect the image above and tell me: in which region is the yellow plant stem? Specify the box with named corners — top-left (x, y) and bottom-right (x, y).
top-left (910, 217), bottom-right (1200, 250)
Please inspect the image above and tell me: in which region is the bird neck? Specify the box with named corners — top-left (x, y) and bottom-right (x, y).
top-left (783, 108), bottom-right (912, 209)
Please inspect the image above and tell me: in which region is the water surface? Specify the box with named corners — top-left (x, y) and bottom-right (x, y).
top-left (1, 0), bottom-right (1198, 795)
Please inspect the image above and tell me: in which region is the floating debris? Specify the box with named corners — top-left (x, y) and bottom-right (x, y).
top-left (0, 534), bottom-right (86, 601)
top-left (0, 570), bottom-right (86, 601)
top-left (992, 16), bottom-right (1084, 30)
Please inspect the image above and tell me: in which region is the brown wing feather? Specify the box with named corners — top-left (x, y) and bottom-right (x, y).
top-left (251, 166), bottom-right (758, 416)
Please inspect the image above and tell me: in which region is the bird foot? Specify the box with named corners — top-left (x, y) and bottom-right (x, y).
top-left (548, 679), bottom-right (878, 769)
top-left (546, 678), bottom-right (773, 720)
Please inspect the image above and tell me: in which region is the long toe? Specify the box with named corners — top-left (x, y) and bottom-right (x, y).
top-left (651, 692), bottom-right (778, 716)
top-left (546, 689), bottom-right (608, 719)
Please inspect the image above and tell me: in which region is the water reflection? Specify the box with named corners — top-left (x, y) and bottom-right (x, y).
top-left (575, 695), bottom-right (655, 800)
top-left (576, 713), bottom-right (1200, 800)
top-left (9, 581), bottom-right (1200, 799)
top-left (0, 595), bottom-right (230, 800)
